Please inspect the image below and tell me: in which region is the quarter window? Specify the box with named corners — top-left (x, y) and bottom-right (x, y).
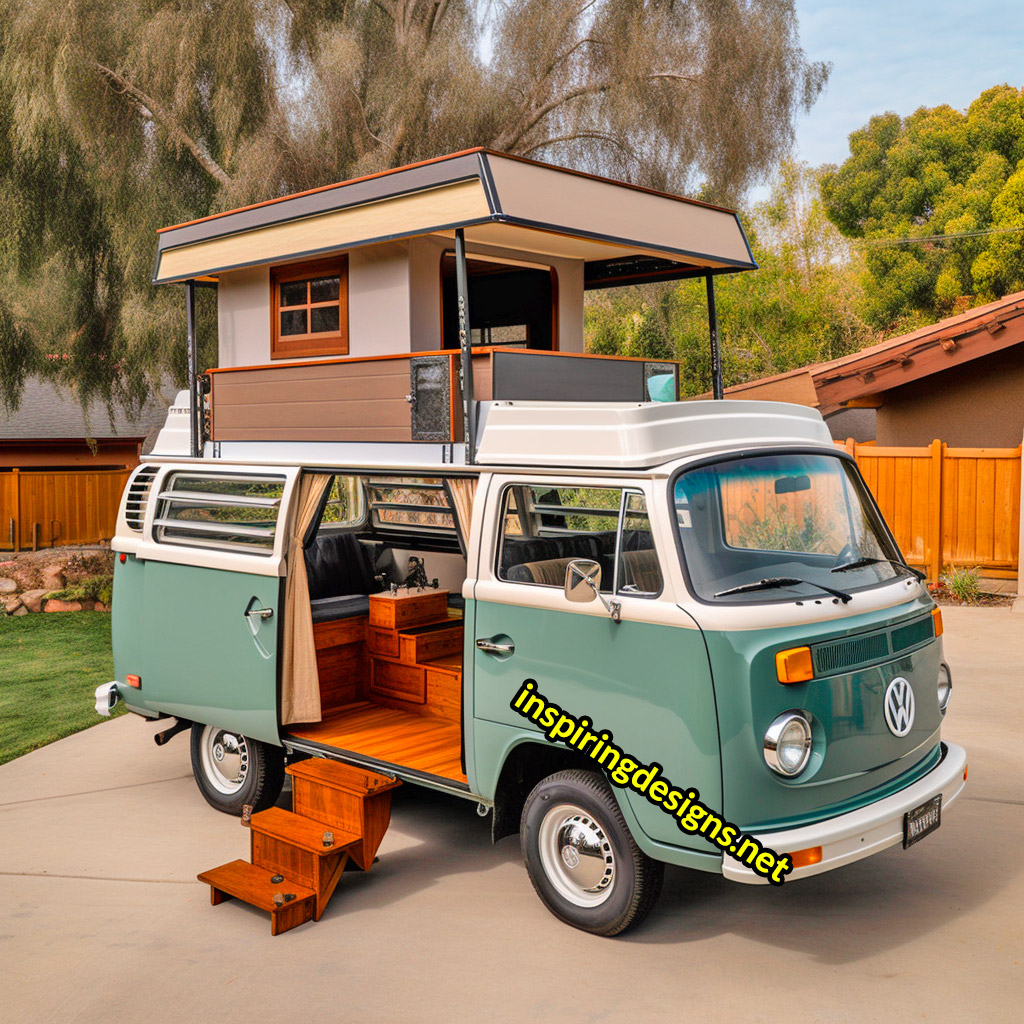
top-left (154, 473), bottom-right (285, 554)
top-left (271, 257), bottom-right (348, 359)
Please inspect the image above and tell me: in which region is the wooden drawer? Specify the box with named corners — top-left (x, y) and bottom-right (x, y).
top-left (314, 616), bottom-right (368, 650)
top-left (398, 623), bottom-right (463, 663)
top-left (366, 626), bottom-right (400, 658)
top-left (369, 658), bottom-right (425, 704)
top-left (369, 590), bottom-right (448, 630)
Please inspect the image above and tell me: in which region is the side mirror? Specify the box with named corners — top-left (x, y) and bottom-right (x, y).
top-left (564, 559), bottom-right (602, 603)
top-left (564, 559), bottom-right (621, 623)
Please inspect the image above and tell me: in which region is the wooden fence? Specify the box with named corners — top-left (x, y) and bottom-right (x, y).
top-left (840, 439), bottom-right (1021, 582)
top-left (0, 468), bottom-right (131, 550)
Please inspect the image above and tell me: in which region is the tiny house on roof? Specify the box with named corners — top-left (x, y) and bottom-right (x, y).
top-left (154, 149), bottom-right (755, 460)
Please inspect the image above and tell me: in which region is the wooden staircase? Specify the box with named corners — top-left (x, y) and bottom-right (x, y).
top-left (198, 759), bottom-right (402, 935)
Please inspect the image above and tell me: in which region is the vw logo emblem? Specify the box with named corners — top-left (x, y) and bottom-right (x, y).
top-left (561, 846), bottom-right (581, 869)
top-left (884, 677), bottom-right (915, 737)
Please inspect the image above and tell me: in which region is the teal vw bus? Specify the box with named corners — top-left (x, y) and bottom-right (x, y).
top-left (94, 151), bottom-right (965, 934)
top-left (98, 398), bottom-right (965, 935)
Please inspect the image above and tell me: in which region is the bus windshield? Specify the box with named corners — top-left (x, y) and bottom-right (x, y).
top-left (673, 452), bottom-right (905, 604)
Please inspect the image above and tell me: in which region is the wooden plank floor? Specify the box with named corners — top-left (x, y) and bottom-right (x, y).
top-left (287, 702), bottom-right (466, 784)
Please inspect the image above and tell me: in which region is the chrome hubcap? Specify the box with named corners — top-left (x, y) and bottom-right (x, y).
top-left (201, 727), bottom-right (249, 795)
top-left (538, 803), bottom-right (615, 908)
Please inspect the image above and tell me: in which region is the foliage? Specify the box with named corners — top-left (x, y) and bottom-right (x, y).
top-left (940, 565), bottom-right (982, 604)
top-left (820, 85), bottom-right (1024, 331)
top-left (46, 574), bottom-right (114, 606)
top-left (584, 160), bottom-right (873, 393)
top-left (0, 1), bottom-right (826, 413)
top-left (736, 501), bottom-right (830, 553)
top-left (0, 612), bottom-right (121, 765)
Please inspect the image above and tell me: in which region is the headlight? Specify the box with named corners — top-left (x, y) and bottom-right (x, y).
top-left (937, 663), bottom-right (952, 714)
top-left (764, 711), bottom-right (813, 777)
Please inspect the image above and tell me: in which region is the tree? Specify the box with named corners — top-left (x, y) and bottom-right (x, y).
top-left (820, 85), bottom-right (1024, 332)
top-left (585, 160), bottom-right (872, 393)
top-left (0, 0), bottom-right (827, 411)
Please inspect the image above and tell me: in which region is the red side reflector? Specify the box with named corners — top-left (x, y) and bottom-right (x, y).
top-left (126, 674), bottom-right (141, 688)
top-left (963, 764), bottom-right (968, 782)
top-left (787, 846), bottom-right (823, 869)
top-left (119, 553), bottom-right (127, 564)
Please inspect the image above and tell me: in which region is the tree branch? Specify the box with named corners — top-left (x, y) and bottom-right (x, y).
top-left (93, 63), bottom-right (232, 186)
top-left (521, 131), bottom-right (631, 157)
top-left (493, 82), bottom-right (610, 152)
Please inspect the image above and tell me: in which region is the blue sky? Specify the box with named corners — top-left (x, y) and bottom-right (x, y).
top-left (792, 0), bottom-right (1024, 170)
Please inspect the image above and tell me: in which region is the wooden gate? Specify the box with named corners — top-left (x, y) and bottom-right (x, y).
top-left (841, 439), bottom-right (1021, 582)
top-left (0, 468), bottom-right (130, 550)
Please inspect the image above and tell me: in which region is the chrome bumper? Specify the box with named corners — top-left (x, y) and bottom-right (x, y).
top-left (94, 681), bottom-right (122, 717)
top-left (723, 742), bottom-right (967, 884)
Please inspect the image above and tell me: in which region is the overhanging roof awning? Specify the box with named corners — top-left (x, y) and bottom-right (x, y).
top-left (153, 149), bottom-right (756, 285)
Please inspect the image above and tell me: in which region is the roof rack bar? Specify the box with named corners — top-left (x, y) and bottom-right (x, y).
top-left (455, 228), bottom-right (477, 464)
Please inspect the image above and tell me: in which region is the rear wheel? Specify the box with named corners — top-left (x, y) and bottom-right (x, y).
top-left (189, 723), bottom-right (284, 815)
top-left (520, 769), bottom-right (663, 936)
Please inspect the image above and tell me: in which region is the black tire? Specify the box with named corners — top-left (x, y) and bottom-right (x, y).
top-left (520, 769), bottom-right (663, 936)
top-left (189, 723), bottom-right (285, 816)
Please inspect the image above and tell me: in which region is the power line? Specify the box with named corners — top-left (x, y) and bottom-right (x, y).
top-left (855, 224), bottom-right (1024, 247)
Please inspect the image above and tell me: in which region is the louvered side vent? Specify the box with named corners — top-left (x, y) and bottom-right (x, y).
top-left (812, 631), bottom-right (890, 677)
top-left (891, 616), bottom-right (934, 654)
top-left (124, 467), bottom-right (158, 532)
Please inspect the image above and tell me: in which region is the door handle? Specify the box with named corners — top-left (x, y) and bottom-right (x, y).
top-left (476, 637), bottom-right (515, 655)
top-left (245, 607), bottom-right (274, 621)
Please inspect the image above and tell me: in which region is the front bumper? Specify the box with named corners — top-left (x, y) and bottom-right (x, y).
top-left (723, 742), bottom-right (967, 884)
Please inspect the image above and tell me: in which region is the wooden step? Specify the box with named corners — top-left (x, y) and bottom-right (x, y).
top-left (398, 622), bottom-right (463, 663)
top-left (287, 757), bottom-right (403, 796)
top-left (198, 860), bottom-right (316, 936)
top-left (287, 758), bottom-right (401, 870)
top-left (250, 807), bottom-right (361, 855)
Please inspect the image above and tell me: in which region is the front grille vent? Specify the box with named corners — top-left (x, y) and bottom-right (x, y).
top-left (124, 467), bottom-right (158, 532)
top-left (812, 631), bottom-right (890, 676)
top-left (891, 616), bottom-right (934, 654)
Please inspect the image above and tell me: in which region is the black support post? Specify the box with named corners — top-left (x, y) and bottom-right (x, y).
top-left (705, 273), bottom-right (723, 400)
top-left (454, 228), bottom-right (476, 464)
top-left (186, 279), bottom-right (200, 459)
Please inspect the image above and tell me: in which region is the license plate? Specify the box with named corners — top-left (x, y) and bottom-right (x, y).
top-left (903, 794), bottom-right (942, 848)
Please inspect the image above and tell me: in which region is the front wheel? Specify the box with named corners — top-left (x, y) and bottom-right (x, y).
top-left (189, 723), bottom-right (285, 815)
top-left (520, 769), bottom-right (663, 936)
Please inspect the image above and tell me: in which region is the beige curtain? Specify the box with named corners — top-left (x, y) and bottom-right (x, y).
top-left (280, 473), bottom-right (332, 725)
top-left (448, 476), bottom-right (478, 553)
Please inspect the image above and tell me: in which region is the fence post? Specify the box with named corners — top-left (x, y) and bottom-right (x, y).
top-left (845, 437), bottom-right (856, 457)
top-left (11, 467), bottom-right (20, 553)
top-left (929, 439), bottom-right (943, 584)
top-left (1017, 436), bottom-right (1023, 603)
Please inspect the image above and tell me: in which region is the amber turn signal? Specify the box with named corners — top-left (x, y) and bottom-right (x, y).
top-left (776, 646), bottom-right (814, 684)
top-left (126, 674), bottom-right (141, 688)
top-left (787, 846), bottom-right (823, 870)
top-left (931, 607), bottom-right (943, 637)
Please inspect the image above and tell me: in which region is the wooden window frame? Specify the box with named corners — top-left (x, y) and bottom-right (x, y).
top-left (270, 256), bottom-right (349, 359)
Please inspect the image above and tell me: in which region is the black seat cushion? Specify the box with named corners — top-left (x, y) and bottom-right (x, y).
top-left (304, 531), bottom-right (379, 601)
top-left (310, 594), bottom-right (371, 623)
top-left (499, 534), bottom-right (603, 576)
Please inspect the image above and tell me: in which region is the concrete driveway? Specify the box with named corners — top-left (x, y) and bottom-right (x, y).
top-left (2, 606), bottom-right (1021, 1023)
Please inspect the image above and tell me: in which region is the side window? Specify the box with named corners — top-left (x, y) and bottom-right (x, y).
top-left (496, 484), bottom-right (662, 599)
top-left (153, 472), bottom-right (285, 555)
top-left (615, 492), bottom-right (663, 597)
top-left (318, 475), bottom-right (365, 529)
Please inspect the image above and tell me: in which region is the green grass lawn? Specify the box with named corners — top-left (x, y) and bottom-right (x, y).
top-left (0, 612), bottom-right (123, 765)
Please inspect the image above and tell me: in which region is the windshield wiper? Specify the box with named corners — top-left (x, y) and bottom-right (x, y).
top-left (830, 557), bottom-right (926, 581)
top-left (715, 576), bottom-right (852, 603)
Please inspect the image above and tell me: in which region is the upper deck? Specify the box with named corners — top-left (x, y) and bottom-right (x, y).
top-left (155, 149), bottom-right (757, 459)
